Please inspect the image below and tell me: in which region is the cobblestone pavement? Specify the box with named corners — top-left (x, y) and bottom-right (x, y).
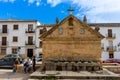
top-left (0, 69), bottom-right (30, 80)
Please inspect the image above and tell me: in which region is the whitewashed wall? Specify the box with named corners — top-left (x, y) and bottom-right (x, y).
top-left (0, 20), bottom-right (38, 57)
top-left (91, 26), bottom-right (120, 60)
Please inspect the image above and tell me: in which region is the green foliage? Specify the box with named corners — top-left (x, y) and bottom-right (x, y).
top-left (45, 76), bottom-right (57, 80)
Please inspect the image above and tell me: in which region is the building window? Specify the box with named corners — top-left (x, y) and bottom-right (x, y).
top-left (109, 54), bottom-right (114, 58)
top-left (28, 36), bottom-right (33, 44)
top-left (108, 29), bottom-right (112, 37)
top-left (1, 48), bottom-right (6, 54)
top-left (2, 37), bottom-right (7, 45)
top-left (40, 29), bottom-right (43, 34)
top-left (13, 24), bottom-right (18, 30)
top-left (28, 24), bottom-right (33, 31)
top-left (80, 28), bottom-right (85, 34)
top-left (12, 48), bottom-right (17, 54)
top-left (13, 36), bottom-right (18, 42)
top-left (40, 41), bottom-right (42, 48)
top-left (2, 25), bottom-right (7, 33)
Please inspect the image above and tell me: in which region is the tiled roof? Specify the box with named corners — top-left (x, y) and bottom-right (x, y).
top-left (88, 23), bottom-right (120, 27)
top-left (0, 19), bottom-right (37, 22)
top-left (38, 23), bottom-right (120, 28)
top-left (37, 24), bottom-right (56, 28)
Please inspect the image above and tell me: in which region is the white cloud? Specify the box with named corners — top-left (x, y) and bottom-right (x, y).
top-left (28, 0), bottom-right (41, 6)
top-left (47, 0), bottom-right (62, 7)
top-left (28, 0), bottom-right (34, 3)
top-left (71, 0), bottom-right (120, 14)
top-left (0, 0), bottom-right (15, 3)
top-left (3, 0), bottom-right (8, 2)
top-left (36, 1), bottom-right (40, 6)
top-left (70, 0), bottom-right (120, 22)
top-left (46, 0), bottom-right (120, 22)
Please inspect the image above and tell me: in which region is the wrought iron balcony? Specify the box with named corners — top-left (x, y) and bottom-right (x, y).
top-left (0, 29), bottom-right (9, 34)
top-left (25, 41), bottom-right (35, 45)
top-left (25, 29), bottom-right (35, 33)
top-left (106, 46), bottom-right (116, 52)
top-left (106, 34), bottom-right (116, 40)
top-left (0, 41), bottom-right (9, 46)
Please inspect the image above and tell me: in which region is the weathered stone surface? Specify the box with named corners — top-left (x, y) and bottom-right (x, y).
top-left (40, 15), bottom-right (104, 71)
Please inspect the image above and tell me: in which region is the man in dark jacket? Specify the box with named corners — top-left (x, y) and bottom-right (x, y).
top-left (32, 56), bottom-right (36, 72)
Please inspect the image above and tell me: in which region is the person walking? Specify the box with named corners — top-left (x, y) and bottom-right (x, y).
top-left (27, 58), bottom-right (31, 73)
top-left (23, 59), bottom-right (28, 73)
top-left (32, 56), bottom-right (36, 72)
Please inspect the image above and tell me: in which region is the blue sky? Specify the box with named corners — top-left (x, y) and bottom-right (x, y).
top-left (0, 0), bottom-right (120, 24)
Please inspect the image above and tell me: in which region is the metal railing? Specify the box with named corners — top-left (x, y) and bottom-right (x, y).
top-left (0, 29), bottom-right (9, 34)
top-left (25, 41), bottom-right (35, 45)
top-left (25, 29), bottom-right (35, 33)
top-left (106, 46), bottom-right (116, 51)
top-left (0, 41), bottom-right (9, 46)
top-left (106, 34), bottom-right (116, 38)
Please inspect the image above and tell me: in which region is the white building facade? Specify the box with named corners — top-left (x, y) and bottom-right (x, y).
top-left (0, 20), bottom-right (40, 58)
top-left (89, 23), bottom-right (120, 61)
top-left (0, 19), bottom-right (120, 61)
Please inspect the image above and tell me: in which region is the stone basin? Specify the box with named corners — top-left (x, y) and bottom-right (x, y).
top-left (30, 68), bottom-right (120, 80)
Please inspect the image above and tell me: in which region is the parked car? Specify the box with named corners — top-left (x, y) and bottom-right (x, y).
top-left (103, 59), bottom-right (120, 64)
top-left (0, 54), bottom-right (22, 67)
top-left (36, 56), bottom-right (42, 62)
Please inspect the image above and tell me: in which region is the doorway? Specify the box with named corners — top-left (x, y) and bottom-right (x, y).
top-left (109, 54), bottom-right (114, 58)
top-left (27, 49), bottom-right (33, 58)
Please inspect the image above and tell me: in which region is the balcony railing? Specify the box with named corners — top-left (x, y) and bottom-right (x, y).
top-left (0, 29), bottom-right (9, 34)
top-left (0, 41), bottom-right (9, 46)
top-left (25, 29), bottom-right (35, 33)
top-left (106, 46), bottom-right (116, 52)
top-left (25, 41), bottom-right (35, 45)
top-left (106, 34), bottom-right (116, 39)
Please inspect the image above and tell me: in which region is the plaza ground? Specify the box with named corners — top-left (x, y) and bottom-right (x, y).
top-left (0, 63), bottom-right (120, 80)
top-left (0, 69), bottom-right (30, 80)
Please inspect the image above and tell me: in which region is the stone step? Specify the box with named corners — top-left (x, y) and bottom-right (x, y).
top-left (29, 70), bottom-right (120, 80)
top-left (0, 66), bottom-right (12, 69)
top-left (28, 79), bottom-right (40, 80)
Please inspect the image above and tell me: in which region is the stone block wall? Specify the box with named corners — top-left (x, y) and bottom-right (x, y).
top-left (43, 41), bottom-right (102, 62)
